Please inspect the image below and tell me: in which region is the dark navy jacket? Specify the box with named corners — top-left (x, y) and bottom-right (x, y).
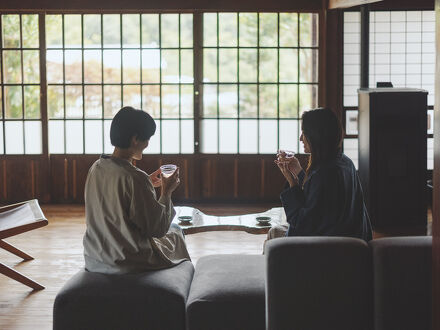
top-left (280, 153), bottom-right (372, 241)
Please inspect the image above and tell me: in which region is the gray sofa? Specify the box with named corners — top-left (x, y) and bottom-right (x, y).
top-left (53, 236), bottom-right (432, 330)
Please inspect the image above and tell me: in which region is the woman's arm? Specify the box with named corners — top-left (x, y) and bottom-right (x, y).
top-left (280, 168), bottom-right (341, 236)
top-left (129, 172), bottom-right (177, 238)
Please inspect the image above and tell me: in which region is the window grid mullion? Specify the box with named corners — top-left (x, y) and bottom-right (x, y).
top-left (0, 15), bottom-right (5, 154)
top-left (236, 13), bottom-right (240, 153)
top-left (216, 12), bottom-right (219, 154)
top-left (159, 14), bottom-right (162, 154)
top-left (297, 13), bottom-right (300, 153)
top-left (276, 13), bottom-right (280, 152)
top-left (120, 14), bottom-right (123, 108)
top-left (81, 14), bottom-right (85, 154)
top-left (178, 14), bottom-right (182, 154)
top-left (62, 15), bottom-right (67, 153)
top-left (20, 15), bottom-right (25, 154)
top-left (101, 14), bottom-right (105, 153)
top-left (257, 13), bottom-right (260, 154)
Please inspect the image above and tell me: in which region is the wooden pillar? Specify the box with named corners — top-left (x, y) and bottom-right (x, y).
top-left (433, 0), bottom-right (440, 328)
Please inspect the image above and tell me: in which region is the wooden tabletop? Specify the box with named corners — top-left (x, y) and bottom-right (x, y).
top-left (172, 206), bottom-right (287, 235)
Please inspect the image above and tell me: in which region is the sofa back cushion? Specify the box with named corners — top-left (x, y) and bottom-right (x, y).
top-left (265, 237), bottom-right (371, 330)
top-left (370, 236), bottom-right (432, 330)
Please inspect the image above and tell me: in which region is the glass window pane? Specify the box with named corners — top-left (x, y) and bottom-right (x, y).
top-left (103, 15), bottom-right (121, 48)
top-left (219, 84), bottom-right (237, 118)
top-left (239, 13), bottom-right (257, 47)
top-left (64, 50), bottom-right (82, 83)
top-left (22, 15), bottom-right (39, 48)
top-left (300, 49), bottom-right (318, 82)
top-left (259, 120), bottom-right (277, 154)
top-left (161, 14), bottom-right (179, 48)
top-left (0, 124), bottom-right (3, 154)
top-left (239, 119), bottom-right (258, 153)
top-left (161, 49), bottom-right (179, 83)
top-left (279, 120), bottom-right (299, 152)
top-left (428, 109), bottom-right (434, 134)
top-left (142, 85), bottom-right (160, 118)
top-left (219, 119), bottom-right (237, 153)
top-left (64, 15), bottom-right (82, 48)
top-left (259, 84), bottom-right (277, 118)
top-left (24, 121), bottom-right (42, 154)
top-left (428, 137), bottom-right (433, 170)
top-left (181, 85), bottom-right (193, 118)
top-left (219, 49), bottom-right (237, 82)
top-left (181, 120), bottom-right (194, 154)
top-left (23, 50), bottom-right (40, 83)
top-left (204, 83), bottom-right (219, 117)
top-left (4, 85), bottom-right (22, 119)
top-left (219, 13), bottom-right (237, 47)
top-left (65, 86), bottom-right (83, 118)
top-left (144, 119), bottom-right (160, 154)
top-left (259, 13), bottom-right (278, 47)
top-left (239, 49), bottom-right (257, 82)
top-left (84, 50), bottom-right (102, 83)
top-left (123, 49), bottom-right (140, 83)
top-left (122, 14), bottom-right (140, 47)
top-left (239, 84), bottom-right (257, 118)
top-left (162, 120), bottom-right (179, 153)
top-left (2, 15), bottom-right (20, 48)
top-left (279, 84), bottom-right (298, 118)
top-left (49, 120), bottom-right (64, 153)
top-left (345, 110), bottom-right (358, 135)
top-left (280, 13), bottom-right (298, 47)
top-left (46, 50), bottom-right (64, 83)
top-left (201, 119), bottom-right (218, 153)
top-left (180, 49), bottom-right (193, 83)
top-left (300, 13), bottom-right (318, 47)
top-left (203, 13), bottom-right (217, 47)
top-left (180, 14), bottom-right (193, 48)
top-left (104, 120), bottom-right (112, 153)
top-left (48, 86), bottom-right (64, 119)
top-left (259, 49), bottom-right (277, 82)
top-left (46, 15), bottom-right (62, 48)
top-left (299, 84), bottom-right (318, 115)
top-left (0, 89), bottom-right (2, 118)
top-left (103, 50), bottom-right (121, 83)
top-left (123, 85), bottom-right (141, 109)
top-left (24, 86), bottom-right (40, 119)
top-left (142, 49), bottom-right (160, 83)
top-left (203, 49), bottom-right (217, 83)
top-left (142, 14), bottom-right (159, 48)
top-left (162, 85), bottom-right (179, 118)
top-left (279, 49), bottom-right (298, 82)
top-left (84, 15), bottom-right (101, 48)
top-left (66, 120), bottom-right (83, 153)
top-left (3, 50), bottom-right (22, 83)
top-left (85, 85), bottom-right (102, 118)
top-left (103, 85), bottom-right (121, 118)
top-left (85, 120), bottom-right (103, 154)
top-left (5, 121), bottom-right (24, 154)
top-left (343, 138), bottom-right (358, 169)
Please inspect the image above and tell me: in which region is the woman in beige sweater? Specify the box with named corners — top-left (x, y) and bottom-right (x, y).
top-left (83, 106), bottom-right (190, 274)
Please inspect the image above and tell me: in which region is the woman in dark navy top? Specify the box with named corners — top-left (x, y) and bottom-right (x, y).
top-left (269, 108), bottom-right (372, 241)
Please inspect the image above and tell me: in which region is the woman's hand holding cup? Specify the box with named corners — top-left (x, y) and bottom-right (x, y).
top-left (161, 165), bottom-right (180, 197)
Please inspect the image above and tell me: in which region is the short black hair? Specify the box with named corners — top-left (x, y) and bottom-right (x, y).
top-left (110, 107), bottom-right (156, 148)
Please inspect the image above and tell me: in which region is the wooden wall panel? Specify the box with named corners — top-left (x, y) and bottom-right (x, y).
top-left (0, 156), bottom-right (49, 204)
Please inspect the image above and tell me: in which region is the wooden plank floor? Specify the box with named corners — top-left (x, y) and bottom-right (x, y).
top-left (0, 204), bottom-right (275, 330)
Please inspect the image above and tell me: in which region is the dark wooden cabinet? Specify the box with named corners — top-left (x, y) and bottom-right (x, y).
top-left (358, 88), bottom-right (427, 230)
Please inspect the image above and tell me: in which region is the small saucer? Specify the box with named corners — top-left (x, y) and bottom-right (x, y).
top-left (178, 215), bottom-right (193, 225)
top-left (256, 216), bottom-right (271, 225)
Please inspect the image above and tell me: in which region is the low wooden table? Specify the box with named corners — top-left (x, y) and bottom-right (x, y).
top-left (172, 206), bottom-right (287, 235)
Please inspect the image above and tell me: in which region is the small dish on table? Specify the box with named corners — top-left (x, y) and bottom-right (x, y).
top-left (178, 215), bottom-right (193, 225)
top-left (256, 216), bottom-right (271, 226)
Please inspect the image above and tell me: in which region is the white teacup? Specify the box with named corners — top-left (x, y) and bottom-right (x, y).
top-left (160, 164), bottom-right (177, 177)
